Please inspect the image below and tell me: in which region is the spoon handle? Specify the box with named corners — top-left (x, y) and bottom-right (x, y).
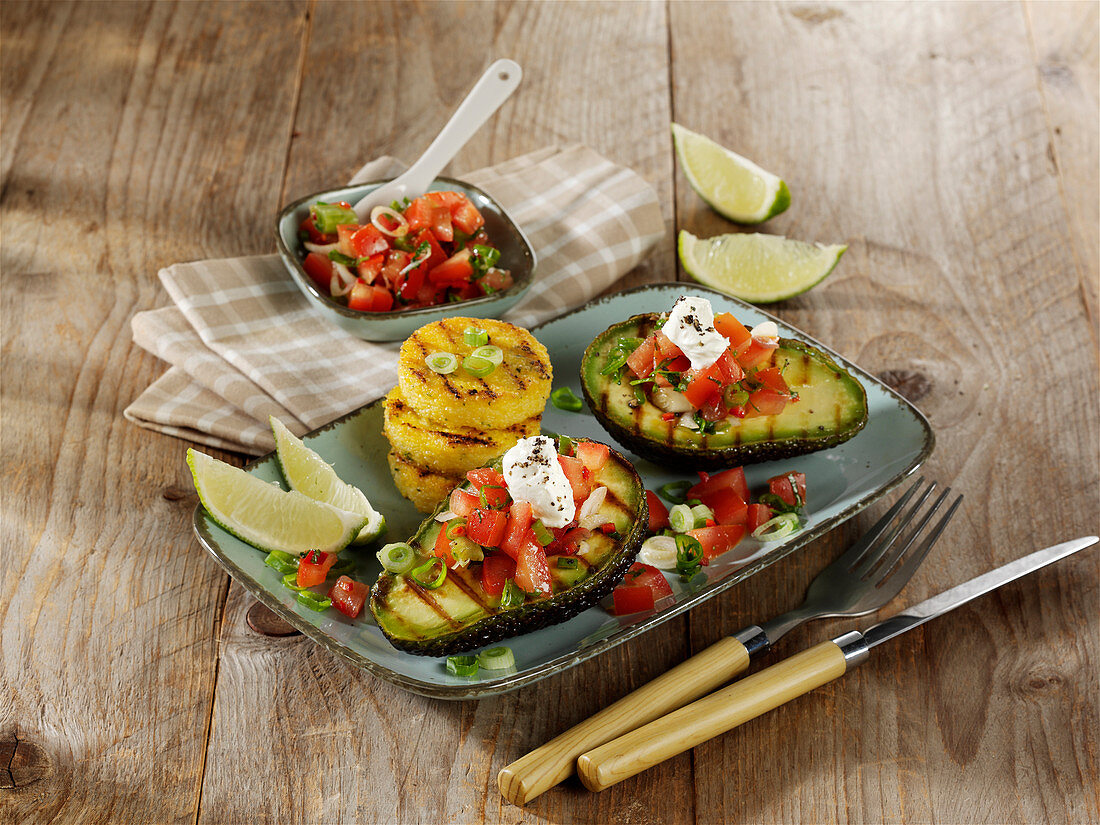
top-left (353, 59), bottom-right (521, 220)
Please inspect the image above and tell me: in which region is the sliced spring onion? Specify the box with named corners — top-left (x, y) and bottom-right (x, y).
top-left (470, 344), bottom-right (503, 365)
top-left (690, 504), bottom-right (716, 528)
top-left (463, 326), bottom-right (489, 348)
top-left (674, 533), bottom-right (704, 578)
top-left (410, 558), bottom-right (447, 589)
top-left (264, 550), bottom-right (298, 575)
top-left (638, 535), bottom-right (678, 570)
top-left (551, 387), bottom-right (584, 412)
top-left (462, 355), bottom-right (496, 378)
top-left (557, 434), bottom-right (574, 456)
top-left (370, 205), bottom-right (408, 237)
top-left (281, 572), bottom-right (309, 591)
top-left (377, 542), bottom-right (417, 575)
top-left (668, 503), bottom-right (694, 533)
top-left (303, 241), bottom-right (338, 254)
top-left (296, 590), bottom-right (332, 612)
top-left (556, 557), bottom-right (579, 569)
top-left (477, 646), bottom-right (515, 670)
top-left (499, 579), bottom-right (525, 609)
top-left (531, 520), bottom-right (553, 546)
top-left (752, 512), bottom-right (801, 541)
top-left (446, 655), bottom-right (479, 677)
top-left (657, 480), bottom-right (692, 504)
top-left (329, 557), bottom-right (356, 577)
top-left (425, 351), bottom-right (458, 374)
top-left (311, 202), bottom-right (357, 234)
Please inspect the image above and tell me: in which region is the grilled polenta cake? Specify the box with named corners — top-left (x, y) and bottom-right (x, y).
top-left (383, 388), bottom-right (541, 475)
top-left (396, 317), bottom-right (552, 430)
top-left (386, 450), bottom-right (463, 514)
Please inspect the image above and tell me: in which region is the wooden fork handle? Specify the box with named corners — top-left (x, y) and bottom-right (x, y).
top-left (498, 635), bottom-right (752, 806)
top-left (576, 639), bottom-right (850, 792)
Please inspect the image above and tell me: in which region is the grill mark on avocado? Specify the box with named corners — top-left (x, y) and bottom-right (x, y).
top-left (447, 570), bottom-right (497, 614)
top-left (405, 579), bottom-right (466, 631)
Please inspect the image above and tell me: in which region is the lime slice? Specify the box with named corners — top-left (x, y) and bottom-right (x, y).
top-left (678, 230), bottom-right (846, 303)
top-left (672, 123), bottom-right (790, 224)
top-left (187, 448), bottom-right (367, 556)
top-left (270, 417), bottom-right (386, 545)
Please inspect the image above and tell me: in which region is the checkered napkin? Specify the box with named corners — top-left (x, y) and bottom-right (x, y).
top-left (124, 145), bottom-right (665, 455)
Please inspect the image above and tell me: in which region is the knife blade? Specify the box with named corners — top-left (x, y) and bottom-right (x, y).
top-left (576, 535), bottom-right (1099, 792)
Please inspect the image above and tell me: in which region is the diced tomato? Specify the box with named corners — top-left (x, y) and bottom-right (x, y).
top-left (687, 525), bottom-right (747, 562)
top-left (699, 394), bottom-right (727, 422)
top-left (612, 585), bottom-right (654, 614)
top-left (404, 197), bottom-right (435, 232)
top-left (480, 552), bottom-right (517, 598)
top-left (682, 363), bottom-right (724, 408)
top-left (714, 312), bottom-right (753, 355)
top-left (430, 248), bottom-right (475, 284)
top-left (745, 388), bottom-right (788, 417)
top-left (426, 191), bottom-right (465, 209)
top-left (700, 486), bottom-right (747, 526)
top-left (688, 467), bottom-right (749, 504)
top-left (612, 562), bottom-right (673, 613)
top-left (344, 224), bottom-right (390, 259)
top-left (713, 349), bottom-right (744, 384)
top-left (302, 252), bottom-right (334, 292)
top-left (754, 367), bottom-right (790, 396)
top-left (467, 508), bottom-right (507, 547)
top-left (554, 525), bottom-right (593, 556)
top-left (557, 455), bottom-right (590, 503)
top-left (452, 201), bottom-right (485, 235)
top-left (299, 214), bottom-right (335, 245)
top-left (380, 249), bottom-right (411, 289)
top-left (347, 282), bottom-right (394, 312)
top-left (575, 441), bottom-right (610, 473)
top-left (449, 488), bottom-right (480, 518)
top-left (768, 471), bottom-right (807, 507)
top-left (327, 576), bottom-right (369, 619)
top-left (356, 253), bottom-right (385, 284)
top-left (430, 205), bottom-right (453, 243)
top-left (466, 468), bottom-right (509, 509)
top-left (626, 336), bottom-right (657, 380)
top-left (738, 338), bottom-right (777, 370)
top-left (478, 267), bottom-right (513, 294)
top-left (653, 331), bottom-right (685, 363)
top-left (645, 490), bottom-right (670, 532)
top-left (501, 500), bottom-right (533, 559)
top-left (434, 520), bottom-right (457, 564)
top-left (747, 503), bottom-right (773, 533)
top-left (514, 537), bottom-right (552, 595)
top-left (296, 550), bottom-right (337, 587)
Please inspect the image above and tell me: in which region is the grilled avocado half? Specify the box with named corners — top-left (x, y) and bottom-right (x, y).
top-left (580, 314), bottom-right (868, 470)
top-left (369, 442), bottom-right (648, 657)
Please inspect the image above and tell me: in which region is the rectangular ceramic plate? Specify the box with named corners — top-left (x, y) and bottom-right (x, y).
top-left (192, 283), bottom-right (933, 699)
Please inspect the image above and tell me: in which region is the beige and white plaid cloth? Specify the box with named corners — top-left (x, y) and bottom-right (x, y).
top-left (125, 145), bottom-right (665, 455)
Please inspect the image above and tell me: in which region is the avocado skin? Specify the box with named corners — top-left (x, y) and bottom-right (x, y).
top-left (580, 314), bottom-right (869, 471)
top-left (369, 443), bottom-right (648, 657)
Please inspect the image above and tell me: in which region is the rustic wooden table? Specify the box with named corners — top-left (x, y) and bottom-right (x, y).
top-left (3, 2), bottom-right (1097, 823)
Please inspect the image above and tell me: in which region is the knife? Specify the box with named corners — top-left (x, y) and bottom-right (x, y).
top-left (575, 535), bottom-right (1099, 792)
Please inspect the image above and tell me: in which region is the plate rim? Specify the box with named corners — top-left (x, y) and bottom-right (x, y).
top-left (191, 281), bottom-right (935, 699)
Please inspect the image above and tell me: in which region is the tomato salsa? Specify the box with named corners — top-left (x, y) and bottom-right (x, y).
top-left (298, 192), bottom-right (513, 313)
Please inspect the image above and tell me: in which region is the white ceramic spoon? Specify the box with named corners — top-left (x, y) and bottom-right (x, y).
top-left (352, 58), bottom-right (522, 222)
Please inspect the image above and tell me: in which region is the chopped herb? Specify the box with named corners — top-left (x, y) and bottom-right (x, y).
top-left (328, 250), bottom-right (357, 266)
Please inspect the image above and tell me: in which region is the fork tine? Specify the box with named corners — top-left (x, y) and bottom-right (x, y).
top-left (850, 480), bottom-right (937, 578)
top-left (838, 477), bottom-right (928, 572)
top-left (869, 487), bottom-right (954, 581)
top-left (875, 492), bottom-right (963, 599)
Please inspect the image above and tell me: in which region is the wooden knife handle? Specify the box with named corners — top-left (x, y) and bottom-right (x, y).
top-left (497, 635), bottom-right (751, 806)
top-left (576, 639), bottom-right (849, 792)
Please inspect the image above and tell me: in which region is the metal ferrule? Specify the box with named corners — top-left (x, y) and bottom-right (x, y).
top-left (732, 625), bottom-right (771, 659)
top-left (833, 630), bottom-right (869, 668)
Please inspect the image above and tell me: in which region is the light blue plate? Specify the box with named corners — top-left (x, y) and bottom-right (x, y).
top-left (192, 283), bottom-right (934, 699)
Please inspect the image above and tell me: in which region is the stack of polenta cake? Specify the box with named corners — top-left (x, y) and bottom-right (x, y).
top-left (384, 317), bottom-right (553, 512)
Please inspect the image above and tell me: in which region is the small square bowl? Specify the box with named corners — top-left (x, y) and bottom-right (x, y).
top-left (275, 177), bottom-right (536, 341)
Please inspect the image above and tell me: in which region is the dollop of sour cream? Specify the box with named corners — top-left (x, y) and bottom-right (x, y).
top-left (662, 296), bottom-right (729, 371)
top-left (502, 436), bottom-right (576, 528)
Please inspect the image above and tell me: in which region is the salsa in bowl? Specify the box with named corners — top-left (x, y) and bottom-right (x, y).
top-left (276, 177), bottom-right (536, 341)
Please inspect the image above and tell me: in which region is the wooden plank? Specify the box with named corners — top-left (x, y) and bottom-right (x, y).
top-left (195, 2), bottom-right (683, 822)
top-left (669, 2), bottom-right (1098, 823)
top-left (0, 2), bottom-right (306, 822)
top-left (1025, 0), bottom-right (1098, 338)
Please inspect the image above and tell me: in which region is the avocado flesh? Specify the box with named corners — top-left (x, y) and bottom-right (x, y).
top-left (581, 314), bottom-right (868, 470)
top-left (369, 444), bottom-right (647, 657)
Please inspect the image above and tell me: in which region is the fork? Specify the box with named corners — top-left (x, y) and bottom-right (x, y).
top-left (498, 478), bottom-right (961, 806)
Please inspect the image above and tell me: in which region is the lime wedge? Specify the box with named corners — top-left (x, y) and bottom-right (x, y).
top-left (678, 230), bottom-right (846, 303)
top-left (672, 123), bottom-right (790, 224)
top-left (270, 417), bottom-right (386, 545)
top-left (187, 448), bottom-right (367, 556)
